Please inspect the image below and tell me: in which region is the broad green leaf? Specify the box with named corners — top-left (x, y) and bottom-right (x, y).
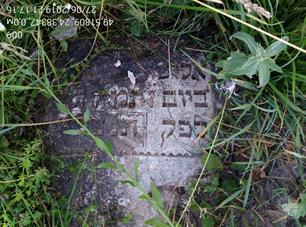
top-left (231, 78), bottom-right (258, 91)
top-left (122, 213), bottom-right (133, 224)
top-left (231, 32), bottom-right (258, 55)
top-left (201, 215), bottom-right (215, 227)
top-left (151, 182), bottom-right (164, 210)
top-left (64, 129), bottom-right (82, 135)
top-left (204, 174), bottom-right (219, 193)
top-left (218, 32), bottom-right (285, 90)
top-left (230, 56), bottom-right (259, 78)
top-left (95, 162), bottom-right (116, 169)
top-left (56, 103), bottom-right (69, 113)
top-left (230, 162), bottom-right (249, 172)
top-left (94, 137), bottom-right (113, 156)
top-left (199, 200), bottom-right (213, 210)
top-left (83, 107), bottom-right (91, 124)
top-left (258, 62), bottom-right (270, 87)
top-left (129, 21), bottom-right (145, 37)
top-left (145, 218), bottom-right (169, 227)
top-left (281, 201), bottom-right (301, 218)
top-left (51, 17), bottom-right (78, 41)
top-left (60, 40), bottom-right (68, 52)
top-left (217, 51), bottom-right (247, 73)
top-left (299, 193), bottom-right (306, 218)
top-left (202, 153), bottom-right (223, 171)
top-left (138, 194), bottom-right (150, 200)
top-left (263, 58), bottom-right (282, 73)
top-left (0, 138), bottom-right (9, 149)
top-left (265, 36), bottom-right (289, 57)
top-left (220, 177), bottom-right (239, 194)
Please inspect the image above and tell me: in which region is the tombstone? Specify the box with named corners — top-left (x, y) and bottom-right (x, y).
top-left (41, 40), bottom-right (215, 226)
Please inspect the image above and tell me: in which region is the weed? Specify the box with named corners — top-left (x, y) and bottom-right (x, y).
top-left (217, 31), bottom-right (288, 87)
top-left (0, 0), bottom-right (305, 226)
top-left (0, 138), bottom-right (51, 226)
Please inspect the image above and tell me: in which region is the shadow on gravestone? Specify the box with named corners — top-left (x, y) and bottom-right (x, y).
top-left (41, 38), bottom-right (216, 226)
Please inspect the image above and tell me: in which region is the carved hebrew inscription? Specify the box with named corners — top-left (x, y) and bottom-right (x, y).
top-left (99, 67), bottom-right (213, 157)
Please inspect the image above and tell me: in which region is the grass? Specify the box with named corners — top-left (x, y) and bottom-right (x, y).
top-left (0, 0), bottom-right (305, 226)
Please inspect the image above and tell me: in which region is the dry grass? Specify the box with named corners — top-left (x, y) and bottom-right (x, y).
top-left (234, 0), bottom-right (271, 19)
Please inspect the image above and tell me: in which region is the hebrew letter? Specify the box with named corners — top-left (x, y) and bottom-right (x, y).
top-left (194, 89), bottom-right (209, 108)
top-left (162, 90), bottom-right (177, 107)
top-left (159, 72), bottom-right (169, 80)
top-left (128, 96), bottom-right (136, 109)
top-left (108, 118), bottom-right (118, 136)
top-left (108, 88), bottom-right (117, 107)
top-left (161, 119), bottom-right (176, 147)
top-left (178, 120), bottom-right (192, 137)
top-left (162, 119), bottom-right (176, 138)
top-left (119, 118), bottom-right (139, 137)
top-left (117, 89), bottom-right (128, 108)
top-left (178, 90), bottom-right (192, 107)
top-left (194, 115), bottom-right (207, 138)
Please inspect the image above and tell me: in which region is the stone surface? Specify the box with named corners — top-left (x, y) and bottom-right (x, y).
top-left (42, 40), bottom-right (215, 226)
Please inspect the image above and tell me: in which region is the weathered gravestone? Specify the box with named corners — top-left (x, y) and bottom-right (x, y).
top-left (42, 40), bottom-right (215, 226)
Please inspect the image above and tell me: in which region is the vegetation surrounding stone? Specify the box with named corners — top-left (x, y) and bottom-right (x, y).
top-left (0, 0), bottom-right (305, 226)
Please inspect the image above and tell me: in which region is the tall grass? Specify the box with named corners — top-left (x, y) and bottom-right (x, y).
top-left (0, 0), bottom-right (305, 226)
